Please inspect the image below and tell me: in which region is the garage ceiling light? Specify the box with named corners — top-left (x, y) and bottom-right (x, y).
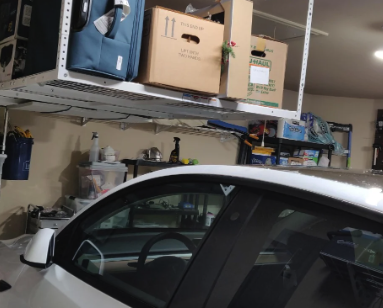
top-left (375, 50), bottom-right (383, 60)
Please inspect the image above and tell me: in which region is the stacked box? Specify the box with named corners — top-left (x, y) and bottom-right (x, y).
top-left (294, 149), bottom-right (320, 166)
top-left (0, 0), bottom-right (32, 81)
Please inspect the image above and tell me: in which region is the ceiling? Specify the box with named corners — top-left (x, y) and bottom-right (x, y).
top-left (147, 0), bottom-right (383, 99)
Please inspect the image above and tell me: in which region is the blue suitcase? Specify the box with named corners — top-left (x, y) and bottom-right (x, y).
top-left (67, 0), bottom-right (145, 81)
top-left (25, 0), bottom-right (144, 81)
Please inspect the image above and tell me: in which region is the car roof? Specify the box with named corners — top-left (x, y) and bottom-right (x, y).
top-left (60, 165), bottom-right (383, 233)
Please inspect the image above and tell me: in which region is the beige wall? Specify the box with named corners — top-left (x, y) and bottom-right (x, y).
top-left (0, 110), bottom-right (240, 239)
top-left (283, 90), bottom-right (381, 170)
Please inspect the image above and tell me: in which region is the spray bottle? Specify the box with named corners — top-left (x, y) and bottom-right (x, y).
top-left (89, 132), bottom-right (99, 162)
top-left (169, 137), bottom-right (180, 163)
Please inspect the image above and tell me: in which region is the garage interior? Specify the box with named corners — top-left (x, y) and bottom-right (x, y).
top-left (0, 0), bottom-right (381, 240)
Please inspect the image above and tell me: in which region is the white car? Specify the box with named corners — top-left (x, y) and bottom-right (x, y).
top-left (1, 165), bottom-right (383, 308)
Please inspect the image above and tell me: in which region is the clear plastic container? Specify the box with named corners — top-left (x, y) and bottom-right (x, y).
top-left (78, 162), bottom-right (128, 200)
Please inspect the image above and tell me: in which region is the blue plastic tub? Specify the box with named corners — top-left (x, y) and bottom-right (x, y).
top-left (2, 137), bottom-right (34, 180)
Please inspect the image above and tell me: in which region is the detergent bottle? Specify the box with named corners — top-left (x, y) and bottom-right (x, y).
top-left (89, 132), bottom-right (99, 162)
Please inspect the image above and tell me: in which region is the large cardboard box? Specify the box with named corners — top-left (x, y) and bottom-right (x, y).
top-left (0, 39), bottom-right (27, 81)
top-left (0, 0), bottom-right (32, 44)
top-left (191, 0), bottom-right (253, 100)
top-left (243, 36), bottom-right (288, 108)
top-left (137, 7), bottom-right (224, 95)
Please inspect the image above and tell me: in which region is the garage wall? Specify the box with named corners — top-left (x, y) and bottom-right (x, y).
top-left (283, 90), bottom-right (380, 170)
top-left (1, 92), bottom-right (381, 238)
top-left (0, 110), bottom-right (240, 239)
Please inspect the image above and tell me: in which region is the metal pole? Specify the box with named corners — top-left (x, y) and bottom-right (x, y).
top-left (2, 108), bottom-right (9, 154)
top-left (296, 0), bottom-right (314, 117)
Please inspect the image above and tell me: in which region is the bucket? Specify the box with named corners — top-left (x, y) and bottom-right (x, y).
top-left (2, 137), bottom-right (34, 180)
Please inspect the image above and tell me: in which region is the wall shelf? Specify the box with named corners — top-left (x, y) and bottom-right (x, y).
top-left (253, 137), bottom-right (334, 165)
top-left (0, 0), bottom-right (314, 122)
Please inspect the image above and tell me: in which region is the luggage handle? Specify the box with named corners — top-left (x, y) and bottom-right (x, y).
top-left (106, 4), bottom-right (123, 39)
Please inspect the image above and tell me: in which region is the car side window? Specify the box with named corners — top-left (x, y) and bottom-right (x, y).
top-left (59, 181), bottom-right (238, 308)
top-left (228, 198), bottom-right (383, 308)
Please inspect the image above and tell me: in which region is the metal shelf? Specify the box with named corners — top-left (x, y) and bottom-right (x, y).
top-left (253, 137), bottom-right (334, 165)
top-left (0, 0), bottom-right (314, 121)
top-left (121, 159), bottom-right (186, 178)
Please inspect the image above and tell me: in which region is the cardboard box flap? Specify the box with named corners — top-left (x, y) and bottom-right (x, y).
top-left (191, 0), bottom-right (253, 100)
top-left (253, 37), bottom-right (266, 52)
top-left (254, 34), bottom-right (287, 45)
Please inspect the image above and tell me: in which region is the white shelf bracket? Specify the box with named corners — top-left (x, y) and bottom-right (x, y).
top-left (81, 117), bottom-right (90, 126)
top-left (220, 133), bottom-right (236, 143)
top-left (120, 123), bottom-right (129, 131)
top-left (154, 124), bottom-right (171, 135)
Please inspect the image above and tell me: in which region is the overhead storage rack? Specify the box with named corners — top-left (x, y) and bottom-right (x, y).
top-left (0, 0), bottom-right (314, 122)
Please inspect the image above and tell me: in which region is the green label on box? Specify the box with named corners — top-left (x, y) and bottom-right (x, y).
top-left (244, 98), bottom-right (279, 108)
top-left (249, 57), bottom-right (272, 70)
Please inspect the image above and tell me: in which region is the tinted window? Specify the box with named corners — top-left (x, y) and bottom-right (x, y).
top-left (230, 206), bottom-right (383, 308)
top-left (67, 182), bottom-right (237, 308)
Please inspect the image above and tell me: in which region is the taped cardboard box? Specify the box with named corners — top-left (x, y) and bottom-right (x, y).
top-left (191, 0), bottom-right (253, 100)
top-left (288, 157), bottom-right (304, 166)
top-left (0, 0), bottom-right (32, 44)
top-left (243, 35), bottom-right (288, 108)
top-left (136, 7), bottom-right (224, 95)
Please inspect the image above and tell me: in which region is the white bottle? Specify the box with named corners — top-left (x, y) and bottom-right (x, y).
top-left (89, 132), bottom-right (99, 162)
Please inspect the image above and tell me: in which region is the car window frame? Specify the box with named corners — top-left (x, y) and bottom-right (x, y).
top-left (54, 174), bottom-right (263, 308)
top-left (202, 186), bottom-right (383, 308)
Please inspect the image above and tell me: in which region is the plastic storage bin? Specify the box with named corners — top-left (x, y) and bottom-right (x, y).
top-left (78, 162), bottom-right (127, 199)
top-left (2, 137), bottom-right (33, 180)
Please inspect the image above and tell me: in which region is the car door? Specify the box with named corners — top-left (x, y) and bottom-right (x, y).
top-left (8, 174), bottom-right (261, 308)
top-left (200, 187), bottom-right (383, 308)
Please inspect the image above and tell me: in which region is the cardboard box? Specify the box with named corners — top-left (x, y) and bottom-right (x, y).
top-left (0, 0), bottom-right (32, 44)
top-left (137, 7), bottom-right (224, 95)
top-left (243, 36), bottom-right (288, 108)
top-left (294, 149), bottom-right (320, 166)
top-left (191, 0), bottom-right (253, 100)
top-left (288, 157), bottom-right (304, 166)
top-left (277, 118), bottom-right (305, 141)
top-left (0, 39), bottom-right (27, 81)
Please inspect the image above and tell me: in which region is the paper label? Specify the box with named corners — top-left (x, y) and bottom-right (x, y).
top-left (250, 65), bottom-right (270, 85)
top-left (116, 56), bottom-right (123, 70)
top-left (94, 0), bottom-right (131, 35)
top-left (22, 5), bottom-right (32, 27)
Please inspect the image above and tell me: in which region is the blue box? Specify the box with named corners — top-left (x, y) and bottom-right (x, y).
top-left (278, 157), bottom-right (289, 166)
top-left (277, 118), bottom-right (305, 141)
top-left (251, 154), bottom-right (276, 165)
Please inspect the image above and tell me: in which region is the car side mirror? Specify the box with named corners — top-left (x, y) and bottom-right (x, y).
top-left (20, 229), bottom-right (55, 269)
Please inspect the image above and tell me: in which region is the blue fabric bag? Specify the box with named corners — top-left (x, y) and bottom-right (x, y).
top-left (67, 0), bottom-right (145, 81)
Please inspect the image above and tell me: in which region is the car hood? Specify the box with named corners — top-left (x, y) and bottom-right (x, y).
top-left (0, 235), bottom-right (33, 286)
